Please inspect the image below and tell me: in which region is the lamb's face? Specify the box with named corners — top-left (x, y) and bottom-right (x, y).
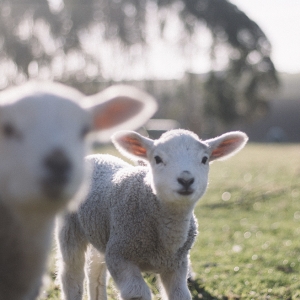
top-left (0, 82), bottom-right (157, 210)
top-left (113, 129), bottom-right (248, 208)
top-left (148, 131), bottom-right (209, 205)
top-left (0, 94), bottom-right (90, 208)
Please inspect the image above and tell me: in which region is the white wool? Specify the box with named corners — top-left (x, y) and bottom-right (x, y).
top-left (0, 81), bottom-right (156, 300)
top-left (57, 129), bottom-right (248, 300)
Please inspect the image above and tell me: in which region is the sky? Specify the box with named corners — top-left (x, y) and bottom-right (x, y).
top-left (229, 0), bottom-right (300, 74)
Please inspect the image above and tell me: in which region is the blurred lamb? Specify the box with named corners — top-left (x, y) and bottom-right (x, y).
top-left (57, 129), bottom-right (248, 300)
top-left (0, 81), bottom-right (157, 300)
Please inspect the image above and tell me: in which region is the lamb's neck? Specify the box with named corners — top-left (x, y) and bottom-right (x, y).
top-left (158, 201), bottom-right (194, 252)
top-left (13, 204), bottom-right (55, 254)
top-left (2, 201), bottom-right (56, 299)
top-left (12, 203), bottom-right (55, 275)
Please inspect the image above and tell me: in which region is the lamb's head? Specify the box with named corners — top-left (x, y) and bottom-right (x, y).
top-left (112, 129), bottom-right (248, 206)
top-left (0, 82), bottom-right (156, 210)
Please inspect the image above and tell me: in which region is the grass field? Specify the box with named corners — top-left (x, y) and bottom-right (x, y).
top-left (40, 143), bottom-right (300, 300)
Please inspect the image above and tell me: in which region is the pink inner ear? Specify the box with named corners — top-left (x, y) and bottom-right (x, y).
top-left (120, 136), bottom-right (147, 157)
top-left (211, 137), bottom-right (241, 159)
top-left (93, 97), bottom-right (143, 129)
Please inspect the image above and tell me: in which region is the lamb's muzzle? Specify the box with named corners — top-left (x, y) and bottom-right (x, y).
top-left (42, 148), bottom-right (72, 199)
top-left (177, 171), bottom-right (195, 195)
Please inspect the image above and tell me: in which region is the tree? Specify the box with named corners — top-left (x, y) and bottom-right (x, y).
top-left (0, 0), bottom-right (278, 131)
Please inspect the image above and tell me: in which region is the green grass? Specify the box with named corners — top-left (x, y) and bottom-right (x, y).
top-left (191, 144), bottom-right (300, 299)
top-left (40, 144), bottom-right (300, 299)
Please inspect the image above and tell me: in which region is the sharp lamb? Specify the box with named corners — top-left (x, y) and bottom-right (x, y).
top-left (57, 129), bottom-right (248, 300)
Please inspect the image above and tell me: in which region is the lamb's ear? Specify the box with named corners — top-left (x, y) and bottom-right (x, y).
top-left (206, 131), bottom-right (248, 162)
top-left (111, 131), bottom-right (154, 162)
top-left (83, 85), bottom-right (157, 142)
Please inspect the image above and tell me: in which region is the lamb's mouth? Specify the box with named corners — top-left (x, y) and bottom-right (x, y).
top-left (41, 175), bottom-right (69, 199)
top-left (177, 189), bottom-right (194, 196)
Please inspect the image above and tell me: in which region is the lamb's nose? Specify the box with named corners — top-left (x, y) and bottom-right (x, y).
top-left (177, 177), bottom-right (194, 189)
top-left (177, 171), bottom-right (194, 189)
top-left (44, 149), bottom-right (71, 177)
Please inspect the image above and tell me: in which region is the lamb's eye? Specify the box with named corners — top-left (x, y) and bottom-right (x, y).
top-left (154, 156), bottom-right (163, 164)
top-left (201, 156), bottom-right (208, 164)
top-left (2, 123), bottom-right (18, 139)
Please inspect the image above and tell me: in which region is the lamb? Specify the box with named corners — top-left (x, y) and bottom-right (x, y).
top-left (0, 81), bottom-right (157, 300)
top-left (57, 128), bottom-right (248, 300)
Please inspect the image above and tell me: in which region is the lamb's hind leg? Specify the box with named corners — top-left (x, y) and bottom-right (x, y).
top-left (56, 213), bottom-right (88, 300)
top-left (85, 246), bottom-right (107, 300)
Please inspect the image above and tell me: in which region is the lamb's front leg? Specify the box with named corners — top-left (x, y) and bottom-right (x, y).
top-left (106, 252), bottom-right (151, 300)
top-left (57, 214), bottom-right (87, 300)
top-left (85, 246), bottom-right (107, 300)
top-left (160, 262), bottom-right (192, 300)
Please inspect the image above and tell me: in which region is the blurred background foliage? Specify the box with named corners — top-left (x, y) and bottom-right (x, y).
top-left (0, 0), bottom-right (279, 136)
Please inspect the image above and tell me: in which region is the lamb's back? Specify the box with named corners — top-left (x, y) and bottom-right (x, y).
top-left (78, 154), bottom-right (154, 252)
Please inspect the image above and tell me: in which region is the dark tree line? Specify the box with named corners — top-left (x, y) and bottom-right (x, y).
top-left (0, 0), bottom-right (279, 129)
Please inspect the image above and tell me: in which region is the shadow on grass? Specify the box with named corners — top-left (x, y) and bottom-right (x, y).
top-left (145, 274), bottom-right (219, 300)
top-left (188, 278), bottom-right (220, 300)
